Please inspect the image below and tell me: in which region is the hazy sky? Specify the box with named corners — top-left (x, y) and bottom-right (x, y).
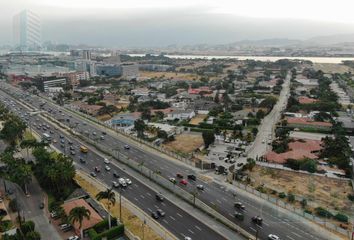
top-left (2, 0), bottom-right (354, 47)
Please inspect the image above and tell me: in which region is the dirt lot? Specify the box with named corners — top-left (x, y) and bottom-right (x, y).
top-left (164, 133), bottom-right (203, 154)
top-left (189, 114), bottom-right (207, 125)
top-left (140, 71), bottom-right (199, 81)
top-left (313, 63), bottom-right (352, 74)
top-left (248, 166), bottom-right (354, 215)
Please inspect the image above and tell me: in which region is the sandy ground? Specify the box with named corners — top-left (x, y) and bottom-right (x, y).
top-left (247, 166), bottom-right (354, 216)
top-left (140, 71), bottom-right (199, 81)
top-left (189, 114), bottom-right (207, 125)
top-left (164, 133), bottom-right (203, 154)
top-left (313, 63), bottom-right (352, 74)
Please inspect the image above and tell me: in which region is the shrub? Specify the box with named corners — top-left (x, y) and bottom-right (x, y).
top-left (300, 199), bottom-right (307, 208)
top-left (93, 218), bottom-right (118, 233)
top-left (304, 209), bottom-right (312, 215)
top-left (271, 190), bottom-right (277, 195)
top-left (20, 221), bottom-right (35, 235)
top-left (334, 213), bottom-right (348, 223)
top-left (25, 231), bottom-right (41, 240)
top-left (278, 192), bottom-right (286, 198)
top-left (287, 193), bottom-right (295, 203)
top-left (347, 193), bottom-right (354, 202)
top-left (315, 207), bottom-right (333, 218)
top-left (89, 224), bottom-right (124, 240)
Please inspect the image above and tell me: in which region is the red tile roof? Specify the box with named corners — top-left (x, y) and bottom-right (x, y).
top-left (264, 139), bottom-right (322, 164)
top-left (298, 96), bottom-right (318, 104)
top-left (62, 198), bottom-right (103, 232)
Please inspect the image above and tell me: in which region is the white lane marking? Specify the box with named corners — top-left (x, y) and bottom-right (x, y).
top-left (163, 219), bottom-right (169, 224)
top-left (146, 192), bottom-right (152, 197)
top-left (177, 213), bottom-right (183, 218)
top-left (161, 202), bottom-right (166, 206)
top-left (188, 229), bottom-right (194, 234)
top-left (140, 195), bottom-right (145, 199)
top-left (195, 225), bottom-right (202, 231)
top-left (287, 236), bottom-right (295, 240)
top-left (134, 197), bottom-right (139, 202)
top-left (263, 222), bottom-right (269, 226)
top-left (169, 216), bottom-right (176, 221)
top-left (228, 213), bottom-right (234, 218)
top-left (291, 232), bottom-right (302, 238)
top-left (249, 227), bottom-right (257, 232)
top-left (216, 199), bottom-right (222, 204)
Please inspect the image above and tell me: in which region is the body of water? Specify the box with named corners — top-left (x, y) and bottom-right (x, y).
top-left (128, 54), bottom-right (354, 64)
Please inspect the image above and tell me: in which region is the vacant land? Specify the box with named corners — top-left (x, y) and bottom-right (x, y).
top-left (164, 133), bottom-right (203, 154)
top-left (313, 63), bottom-right (352, 74)
top-left (189, 114), bottom-right (207, 125)
top-left (140, 71), bottom-right (199, 81)
top-left (248, 166), bottom-right (354, 215)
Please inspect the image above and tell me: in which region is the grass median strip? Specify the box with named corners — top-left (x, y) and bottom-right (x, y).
top-left (74, 172), bottom-right (163, 240)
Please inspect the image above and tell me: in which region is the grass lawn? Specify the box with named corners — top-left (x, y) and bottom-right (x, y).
top-left (23, 129), bottom-right (36, 141)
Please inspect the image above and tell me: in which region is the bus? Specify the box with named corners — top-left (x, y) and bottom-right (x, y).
top-left (42, 133), bottom-right (51, 143)
top-left (80, 146), bottom-right (88, 153)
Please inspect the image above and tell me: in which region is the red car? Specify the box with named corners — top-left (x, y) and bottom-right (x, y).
top-left (179, 179), bottom-right (188, 185)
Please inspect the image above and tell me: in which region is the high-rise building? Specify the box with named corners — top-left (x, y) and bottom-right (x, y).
top-left (13, 10), bottom-right (41, 50)
top-left (82, 50), bottom-right (91, 60)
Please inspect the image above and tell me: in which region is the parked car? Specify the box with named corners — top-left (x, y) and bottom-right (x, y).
top-left (179, 179), bottom-right (188, 185)
top-left (105, 165), bottom-right (111, 171)
top-left (94, 167), bottom-right (100, 172)
top-left (70, 151), bottom-right (76, 155)
top-left (100, 136), bottom-right (105, 140)
top-left (234, 202), bottom-right (245, 210)
top-left (39, 202), bottom-right (44, 209)
top-left (104, 158), bottom-right (110, 164)
top-left (90, 172), bottom-right (97, 177)
top-left (79, 157), bottom-right (86, 163)
top-left (252, 216), bottom-right (263, 225)
top-left (156, 193), bottom-right (164, 201)
top-left (124, 144), bottom-right (130, 150)
top-left (67, 236), bottom-right (79, 240)
top-left (187, 174), bottom-right (196, 181)
top-left (113, 172), bottom-right (119, 178)
top-left (169, 177), bottom-right (176, 184)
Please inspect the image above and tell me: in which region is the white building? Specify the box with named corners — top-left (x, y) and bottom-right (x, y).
top-left (165, 109), bottom-right (195, 120)
top-left (121, 63), bottom-right (139, 79)
top-left (13, 10), bottom-right (41, 50)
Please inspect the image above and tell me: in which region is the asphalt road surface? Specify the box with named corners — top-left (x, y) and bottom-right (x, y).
top-left (0, 81), bottom-right (336, 240)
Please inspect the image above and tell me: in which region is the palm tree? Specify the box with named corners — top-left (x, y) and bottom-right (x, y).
top-left (96, 188), bottom-right (116, 229)
top-left (68, 206), bottom-right (91, 239)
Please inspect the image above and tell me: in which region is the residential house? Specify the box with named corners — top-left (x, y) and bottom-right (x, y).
top-left (165, 109), bottom-right (195, 120)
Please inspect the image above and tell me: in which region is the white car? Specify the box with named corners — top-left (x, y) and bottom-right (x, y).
top-left (125, 178), bottom-right (132, 185)
top-left (112, 181), bottom-right (119, 188)
top-left (268, 234), bottom-right (280, 240)
top-left (67, 236), bottom-right (79, 240)
top-left (105, 165), bottom-right (111, 171)
top-left (119, 178), bottom-right (127, 187)
top-left (184, 237), bottom-right (192, 240)
top-left (104, 158), bottom-right (110, 164)
top-left (124, 144), bottom-right (130, 149)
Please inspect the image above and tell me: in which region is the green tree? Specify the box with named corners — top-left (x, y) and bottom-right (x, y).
top-left (134, 119), bottom-right (146, 138)
top-left (0, 116), bottom-right (26, 146)
top-left (20, 221), bottom-right (35, 235)
top-left (68, 206), bottom-right (91, 239)
top-left (202, 131), bottom-right (215, 148)
top-left (25, 231), bottom-right (41, 240)
top-left (96, 188), bottom-right (116, 229)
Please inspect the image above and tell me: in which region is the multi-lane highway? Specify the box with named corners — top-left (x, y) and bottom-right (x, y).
top-left (0, 81), bottom-right (340, 240)
top-left (0, 89), bottom-right (228, 240)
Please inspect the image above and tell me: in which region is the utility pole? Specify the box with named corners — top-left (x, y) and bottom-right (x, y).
top-left (119, 187), bottom-right (122, 223)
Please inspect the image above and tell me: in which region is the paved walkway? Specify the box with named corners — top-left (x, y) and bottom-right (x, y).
top-left (1, 178), bottom-right (62, 240)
